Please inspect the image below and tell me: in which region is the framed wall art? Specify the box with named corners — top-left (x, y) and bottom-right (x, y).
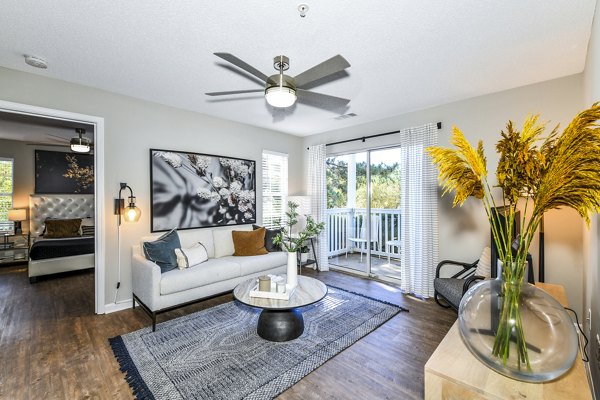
top-left (150, 149), bottom-right (256, 232)
top-left (35, 150), bottom-right (94, 194)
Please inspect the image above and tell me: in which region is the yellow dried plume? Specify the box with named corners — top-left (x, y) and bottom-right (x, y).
top-left (534, 103), bottom-right (600, 225)
top-left (427, 127), bottom-right (487, 207)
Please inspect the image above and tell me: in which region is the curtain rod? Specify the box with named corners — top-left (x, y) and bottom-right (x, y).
top-left (306, 122), bottom-right (442, 150)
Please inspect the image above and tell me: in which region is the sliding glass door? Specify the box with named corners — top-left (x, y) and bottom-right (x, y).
top-left (326, 146), bottom-right (402, 282)
top-left (326, 152), bottom-right (368, 274)
top-left (368, 147), bottom-right (402, 281)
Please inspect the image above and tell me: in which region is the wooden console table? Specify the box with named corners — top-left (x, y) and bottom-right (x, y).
top-left (424, 283), bottom-right (592, 399)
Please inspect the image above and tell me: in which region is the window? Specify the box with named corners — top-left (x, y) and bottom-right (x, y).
top-left (262, 150), bottom-right (288, 228)
top-left (0, 158), bottom-right (14, 233)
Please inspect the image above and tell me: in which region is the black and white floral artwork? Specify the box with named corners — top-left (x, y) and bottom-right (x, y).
top-left (150, 149), bottom-right (256, 232)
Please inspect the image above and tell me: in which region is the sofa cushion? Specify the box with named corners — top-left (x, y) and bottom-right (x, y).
top-left (160, 258), bottom-right (241, 295)
top-left (253, 224), bottom-right (282, 252)
top-left (232, 228), bottom-right (268, 256)
top-left (213, 225), bottom-right (252, 258)
top-left (142, 229), bottom-right (181, 273)
top-left (220, 252), bottom-right (287, 275)
top-left (177, 229), bottom-right (215, 259)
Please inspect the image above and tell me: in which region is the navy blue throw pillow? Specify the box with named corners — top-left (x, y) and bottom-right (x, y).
top-left (253, 224), bottom-right (282, 252)
top-left (142, 229), bottom-right (181, 273)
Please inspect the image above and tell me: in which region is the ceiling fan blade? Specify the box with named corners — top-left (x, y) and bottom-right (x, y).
top-left (214, 53), bottom-right (269, 83)
top-left (294, 55), bottom-right (351, 88)
top-left (297, 89), bottom-right (351, 110)
top-left (205, 89), bottom-right (264, 96)
top-left (46, 133), bottom-right (69, 142)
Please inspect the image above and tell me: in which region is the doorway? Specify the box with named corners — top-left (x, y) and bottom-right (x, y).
top-left (326, 146), bottom-right (402, 283)
top-left (0, 100), bottom-right (105, 314)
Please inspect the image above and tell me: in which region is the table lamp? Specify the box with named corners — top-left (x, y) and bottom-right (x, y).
top-left (8, 209), bottom-right (27, 234)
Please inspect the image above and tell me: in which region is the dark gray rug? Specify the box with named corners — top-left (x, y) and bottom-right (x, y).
top-left (110, 285), bottom-right (405, 400)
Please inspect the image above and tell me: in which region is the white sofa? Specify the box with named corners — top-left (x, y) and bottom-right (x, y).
top-left (131, 225), bottom-right (287, 331)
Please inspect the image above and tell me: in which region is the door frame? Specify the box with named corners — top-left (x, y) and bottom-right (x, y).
top-left (0, 99), bottom-right (106, 314)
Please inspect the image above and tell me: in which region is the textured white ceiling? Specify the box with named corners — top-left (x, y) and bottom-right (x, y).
top-left (0, 1), bottom-right (595, 136)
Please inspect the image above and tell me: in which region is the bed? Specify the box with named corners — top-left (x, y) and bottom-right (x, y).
top-left (28, 195), bottom-right (95, 283)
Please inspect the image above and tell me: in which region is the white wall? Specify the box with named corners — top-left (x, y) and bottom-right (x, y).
top-left (0, 66), bottom-right (304, 309)
top-left (583, 0), bottom-right (600, 396)
top-left (303, 74), bottom-right (586, 315)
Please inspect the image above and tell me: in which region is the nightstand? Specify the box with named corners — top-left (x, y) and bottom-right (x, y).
top-left (0, 232), bottom-right (30, 265)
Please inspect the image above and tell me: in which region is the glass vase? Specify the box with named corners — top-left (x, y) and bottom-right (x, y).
top-left (458, 279), bottom-right (579, 382)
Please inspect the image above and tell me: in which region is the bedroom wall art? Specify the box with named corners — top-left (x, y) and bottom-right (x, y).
top-left (150, 149), bottom-right (256, 232)
top-left (35, 150), bottom-right (94, 194)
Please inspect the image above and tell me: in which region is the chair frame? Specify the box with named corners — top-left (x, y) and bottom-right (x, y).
top-left (434, 259), bottom-right (484, 311)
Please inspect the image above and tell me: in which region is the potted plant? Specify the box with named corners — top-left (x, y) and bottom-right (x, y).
top-left (273, 201), bottom-right (325, 287)
top-left (427, 104), bottom-right (600, 381)
top-left (299, 245), bottom-right (310, 263)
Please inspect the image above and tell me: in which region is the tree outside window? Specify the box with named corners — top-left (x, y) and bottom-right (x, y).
top-left (0, 158), bottom-right (14, 233)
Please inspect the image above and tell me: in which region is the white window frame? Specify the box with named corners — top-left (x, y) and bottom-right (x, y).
top-left (0, 157), bottom-right (14, 233)
top-left (262, 150), bottom-right (288, 228)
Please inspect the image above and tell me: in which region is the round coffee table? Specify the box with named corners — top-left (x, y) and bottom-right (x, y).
top-left (233, 275), bottom-right (327, 342)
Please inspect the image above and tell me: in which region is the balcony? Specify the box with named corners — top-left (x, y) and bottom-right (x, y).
top-left (326, 208), bottom-right (402, 280)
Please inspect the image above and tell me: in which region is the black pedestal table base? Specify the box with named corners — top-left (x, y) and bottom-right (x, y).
top-left (257, 309), bottom-right (304, 342)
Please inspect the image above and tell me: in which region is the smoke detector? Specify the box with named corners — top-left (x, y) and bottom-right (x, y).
top-left (298, 4), bottom-right (309, 18)
top-left (24, 55), bottom-right (48, 69)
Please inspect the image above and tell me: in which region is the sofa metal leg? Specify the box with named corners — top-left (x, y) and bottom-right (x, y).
top-left (152, 313), bottom-right (157, 332)
top-left (132, 296), bottom-right (136, 309)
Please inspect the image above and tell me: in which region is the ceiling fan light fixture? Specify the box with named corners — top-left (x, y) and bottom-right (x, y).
top-left (265, 86), bottom-right (297, 108)
top-left (70, 128), bottom-right (91, 153)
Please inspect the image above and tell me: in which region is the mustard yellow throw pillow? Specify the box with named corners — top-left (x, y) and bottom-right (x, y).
top-left (232, 228), bottom-right (268, 256)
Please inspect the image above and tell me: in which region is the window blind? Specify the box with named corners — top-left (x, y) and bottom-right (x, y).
top-left (262, 151), bottom-right (288, 229)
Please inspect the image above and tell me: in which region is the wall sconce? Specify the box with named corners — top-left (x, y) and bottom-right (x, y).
top-left (114, 182), bottom-right (141, 225)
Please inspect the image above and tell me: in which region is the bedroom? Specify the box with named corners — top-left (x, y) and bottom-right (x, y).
top-left (0, 112), bottom-right (97, 307)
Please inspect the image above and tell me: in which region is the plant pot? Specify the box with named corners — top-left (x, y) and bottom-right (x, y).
top-left (458, 279), bottom-right (578, 382)
top-left (286, 251), bottom-right (298, 288)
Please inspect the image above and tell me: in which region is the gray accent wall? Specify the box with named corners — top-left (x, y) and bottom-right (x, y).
top-left (0, 66), bottom-right (304, 308)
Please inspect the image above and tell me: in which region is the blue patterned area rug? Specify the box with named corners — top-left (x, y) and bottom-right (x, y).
top-left (109, 285), bottom-right (405, 400)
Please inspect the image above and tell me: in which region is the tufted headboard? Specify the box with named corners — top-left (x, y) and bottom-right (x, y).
top-left (29, 195), bottom-right (95, 237)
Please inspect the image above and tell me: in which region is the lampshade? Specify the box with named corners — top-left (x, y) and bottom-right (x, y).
top-left (123, 203), bottom-right (141, 223)
top-left (7, 209), bottom-right (26, 222)
top-left (265, 86), bottom-right (297, 108)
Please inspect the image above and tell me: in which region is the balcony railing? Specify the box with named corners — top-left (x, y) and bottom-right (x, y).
top-left (326, 208), bottom-right (401, 259)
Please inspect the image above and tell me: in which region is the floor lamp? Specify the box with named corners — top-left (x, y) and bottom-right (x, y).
top-left (114, 183), bottom-right (141, 303)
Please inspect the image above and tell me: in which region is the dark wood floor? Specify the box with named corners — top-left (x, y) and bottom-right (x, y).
top-left (0, 264), bottom-right (456, 400)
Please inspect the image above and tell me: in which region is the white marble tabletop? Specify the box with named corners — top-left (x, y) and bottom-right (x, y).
top-left (233, 275), bottom-right (327, 311)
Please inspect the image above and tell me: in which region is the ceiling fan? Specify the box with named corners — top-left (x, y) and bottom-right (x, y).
top-left (206, 53), bottom-right (351, 110)
top-left (29, 128), bottom-right (93, 153)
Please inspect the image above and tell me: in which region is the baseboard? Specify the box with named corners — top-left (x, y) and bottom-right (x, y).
top-left (104, 299), bottom-right (133, 314)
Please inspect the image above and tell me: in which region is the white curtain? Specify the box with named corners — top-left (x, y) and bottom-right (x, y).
top-left (399, 123), bottom-right (439, 298)
top-left (307, 144), bottom-right (329, 271)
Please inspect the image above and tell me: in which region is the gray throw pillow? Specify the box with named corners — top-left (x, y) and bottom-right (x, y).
top-left (253, 225), bottom-right (282, 252)
top-left (142, 229), bottom-right (181, 273)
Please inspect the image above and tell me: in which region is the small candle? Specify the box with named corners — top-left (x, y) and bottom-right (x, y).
top-left (258, 276), bottom-right (271, 292)
top-left (276, 282), bottom-right (286, 293)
